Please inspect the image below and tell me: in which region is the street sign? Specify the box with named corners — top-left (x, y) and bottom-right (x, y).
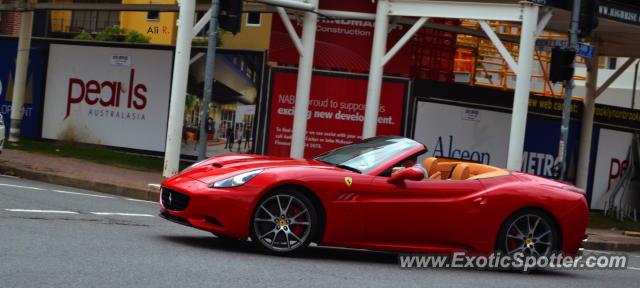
top-left (535, 39), bottom-right (594, 59)
top-left (535, 39), bottom-right (568, 51)
top-left (529, 0), bottom-right (547, 5)
top-left (577, 42), bottom-right (595, 58)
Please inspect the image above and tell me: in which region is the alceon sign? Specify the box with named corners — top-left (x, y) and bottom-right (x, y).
top-left (42, 44), bottom-right (173, 152)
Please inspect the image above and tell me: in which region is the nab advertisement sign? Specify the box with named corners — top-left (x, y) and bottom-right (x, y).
top-left (266, 69), bottom-right (407, 158)
top-left (0, 38), bottom-right (46, 138)
top-left (42, 44), bottom-right (172, 152)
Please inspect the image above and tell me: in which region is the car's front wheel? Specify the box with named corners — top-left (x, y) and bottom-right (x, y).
top-left (250, 190), bottom-right (317, 254)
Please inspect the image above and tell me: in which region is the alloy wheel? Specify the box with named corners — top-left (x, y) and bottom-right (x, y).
top-left (252, 194), bottom-right (314, 253)
top-left (504, 214), bottom-right (554, 257)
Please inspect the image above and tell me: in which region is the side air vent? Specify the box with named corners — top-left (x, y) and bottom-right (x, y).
top-left (336, 192), bottom-right (358, 201)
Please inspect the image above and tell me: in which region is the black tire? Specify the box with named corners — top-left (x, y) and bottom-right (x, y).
top-left (249, 190), bottom-right (318, 255)
top-left (496, 208), bottom-right (560, 258)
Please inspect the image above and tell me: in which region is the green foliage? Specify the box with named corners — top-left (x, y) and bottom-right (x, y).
top-left (185, 94), bottom-right (198, 113)
top-left (95, 25), bottom-right (126, 42)
top-left (73, 32), bottom-right (93, 41)
top-left (124, 30), bottom-right (150, 44)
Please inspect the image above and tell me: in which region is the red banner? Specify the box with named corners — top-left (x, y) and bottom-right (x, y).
top-left (267, 70), bottom-right (406, 158)
top-left (268, 0), bottom-right (412, 76)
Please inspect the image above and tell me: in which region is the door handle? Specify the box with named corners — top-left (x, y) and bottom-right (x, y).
top-left (473, 197), bottom-right (486, 205)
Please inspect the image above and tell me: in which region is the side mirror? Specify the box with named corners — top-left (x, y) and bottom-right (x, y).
top-left (387, 167), bottom-right (425, 184)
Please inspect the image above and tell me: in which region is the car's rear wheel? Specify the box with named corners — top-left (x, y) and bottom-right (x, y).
top-left (497, 209), bottom-right (559, 258)
top-left (250, 191), bottom-right (317, 254)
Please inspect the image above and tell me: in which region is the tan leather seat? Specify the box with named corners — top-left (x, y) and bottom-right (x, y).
top-left (450, 164), bottom-right (470, 180)
top-left (422, 157), bottom-right (439, 176)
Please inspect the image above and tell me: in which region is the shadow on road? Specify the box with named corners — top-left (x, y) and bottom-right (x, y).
top-left (156, 234), bottom-right (581, 277)
top-left (157, 235), bottom-right (397, 264)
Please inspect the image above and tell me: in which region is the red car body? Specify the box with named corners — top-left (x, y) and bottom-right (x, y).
top-left (160, 138), bottom-right (588, 255)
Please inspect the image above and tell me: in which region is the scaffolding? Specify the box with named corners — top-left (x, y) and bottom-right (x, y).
top-left (454, 20), bottom-right (599, 98)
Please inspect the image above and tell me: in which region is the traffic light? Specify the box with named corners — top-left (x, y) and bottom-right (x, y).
top-left (219, 0), bottom-right (244, 34)
top-left (578, 0), bottom-right (599, 39)
top-left (549, 47), bottom-right (576, 83)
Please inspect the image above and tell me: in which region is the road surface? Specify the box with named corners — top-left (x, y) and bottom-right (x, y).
top-left (1, 175), bottom-right (639, 287)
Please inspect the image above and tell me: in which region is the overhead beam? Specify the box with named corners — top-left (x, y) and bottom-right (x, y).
top-left (192, 7), bottom-right (213, 38)
top-left (277, 7), bottom-right (304, 56)
top-left (478, 20), bottom-right (519, 74)
top-left (535, 8), bottom-right (553, 38)
top-left (595, 57), bottom-right (639, 98)
top-left (382, 17), bottom-right (428, 66)
top-left (388, 0), bottom-right (524, 22)
top-left (253, 0), bottom-right (315, 12)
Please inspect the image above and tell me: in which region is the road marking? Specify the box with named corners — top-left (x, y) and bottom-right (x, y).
top-left (5, 209), bottom-right (78, 214)
top-left (629, 267), bottom-right (640, 271)
top-left (125, 198), bottom-right (157, 204)
top-left (583, 249), bottom-right (611, 254)
top-left (0, 174), bottom-right (20, 179)
top-left (0, 183), bottom-right (44, 190)
top-left (52, 189), bottom-right (115, 199)
top-left (90, 212), bottom-right (154, 217)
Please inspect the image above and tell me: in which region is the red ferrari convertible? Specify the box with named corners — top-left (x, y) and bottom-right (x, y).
top-left (160, 136), bottom-right (588, 256)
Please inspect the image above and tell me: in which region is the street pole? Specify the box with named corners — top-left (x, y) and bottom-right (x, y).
top-left (163, 0), bottom-right (196, 177)
top-left (362, 0), bottom-right (389, 139)
top-left (576, 54), bottom-right (598, 190)
top-left (505, 2), bottom-right (539, 171)
top-left (9, 7), bottom-right (33, 142)
top-left (557, 0), bottom-right (581, 180)
top-left (197, 0), bottom-right (220, 161)
top-left (632, 60), bottom-right (638, 109)
top-left (289, 0), bottom-right (319, 159)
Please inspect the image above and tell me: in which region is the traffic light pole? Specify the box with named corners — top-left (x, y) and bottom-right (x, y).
top-left (557, 0), bottom-right (582, 180)
top-left (197, 0), bottom-right (220, 161)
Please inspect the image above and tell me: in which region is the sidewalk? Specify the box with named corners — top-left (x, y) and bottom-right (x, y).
top-left (1, 149), bottom-right (639, 252)
top-left (586, 228), bottom-right (640, 252)
top-left (0, 149), bottom-right (162, 201)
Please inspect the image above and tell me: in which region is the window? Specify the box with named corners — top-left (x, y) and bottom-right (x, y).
top-left (608, 57), bottom-right (618, 70)
top-left (70, 0), bottom-right (120, 33)
top-left (246, 12), bottom-right (261, 27)
top-left (147, 11), bottom-right (160, 22)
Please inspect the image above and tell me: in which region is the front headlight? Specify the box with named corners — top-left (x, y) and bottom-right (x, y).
top-left (210, 169), bottom-right (263, 188)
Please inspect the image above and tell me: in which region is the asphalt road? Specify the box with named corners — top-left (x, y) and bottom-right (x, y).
top-left (1, 176), bottom-right (640, 288)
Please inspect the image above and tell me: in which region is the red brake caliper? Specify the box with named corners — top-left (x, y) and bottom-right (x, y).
top-left (508, 228), bottom-right (518, 250)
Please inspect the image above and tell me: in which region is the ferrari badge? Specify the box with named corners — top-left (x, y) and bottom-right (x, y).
top-left (344, 177), bottom-right (353, 187)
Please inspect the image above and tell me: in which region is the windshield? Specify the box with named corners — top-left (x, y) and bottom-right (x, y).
top-left (314, 136), bottom-right (423, 174)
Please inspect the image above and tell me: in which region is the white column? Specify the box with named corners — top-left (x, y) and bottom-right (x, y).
top-left (506, 3), bottom-right (539, 170)
top-left (362, 0), bottom-right (389, 139)
top-left (163, 0), bottom-right (196, 177)
top-left (8, 10), bottom-right (33, 142)
top-left (576, 55), bottom-right (599, 189)
top-left (289, 0), bottom-right (319, 158)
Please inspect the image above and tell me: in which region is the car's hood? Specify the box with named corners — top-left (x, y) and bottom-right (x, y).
top-left (179, 154), bottom-right (333, 183)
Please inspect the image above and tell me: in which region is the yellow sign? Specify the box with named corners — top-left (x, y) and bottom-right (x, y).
top-left (344, 177), bottom-right (353, 187)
